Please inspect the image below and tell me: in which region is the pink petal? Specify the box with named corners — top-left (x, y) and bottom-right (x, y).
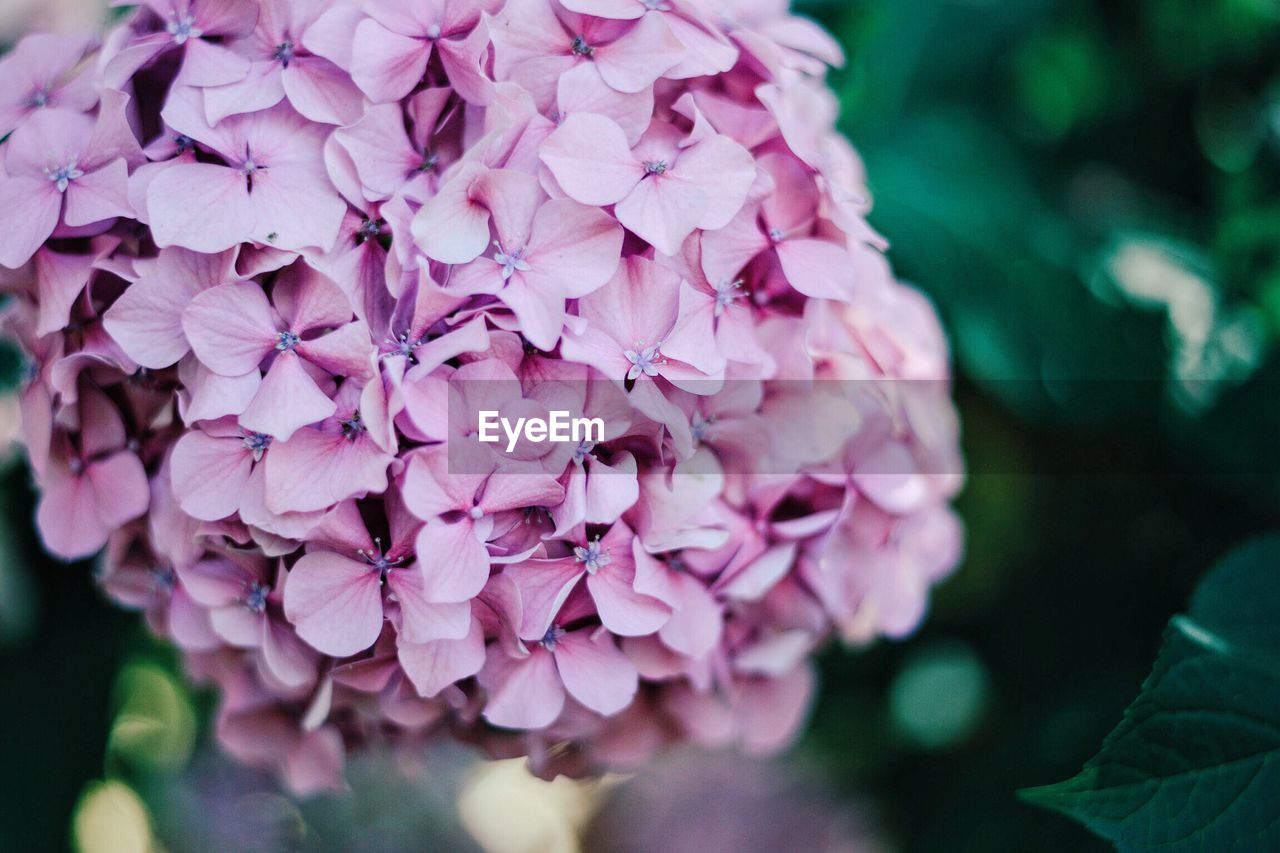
top-left (296, 322), bottom-right (375, 380)
top-left (410, 165), bottom-right (493, 264)
top-left (400, 448), bottom-right (480, 516)
top-left (478, 470), bottom-right (565, 514)
top-left (87, 451), bottom-right (151, 529)
top-left (246, 163), bottom-right (346, 253)
top-left (557, 0), bottom-right (642, 20)
top-left (539, 113), bottom-right (642, 206)
top-left (556, 62), bottom-right (653, 145)
top-left (0, 176), bottom-right (60, 270)
top-left (63, 160), bottom-right (133, 227)
top-left (168, 586), bottom-right (222, 652)
top-left (104, 268), bottom-right (207, 369)
top-left (202, 61), bottom-right (286, 125)
top-left (273, 265), bottom-right (355, 333)
top-left (414, 518), bottom-right (492, 603)
top-left (775, 238), bottom-right (856, 301)
top-left (853, 441), bottom-right (929, 514)
top-left (36, 470), bottom-right (110, 560)
top-left (699, 204), bottom-right (770, 286)
top-left (493, 278), bottom-right (566, 352)
top-left (386, 567), bottom-right (472, 643)
top-left (264, 425), bottom-right (393, 514)
top-left (331, 103), bottom-right (420, 199)
top-left (282, 58), bottom-right (364, 126)
top-left (673, 135), bottom-right (756, 230)
top-left (178, 359), bottom-right (262, 424)
top-left (33, 247), bottom-right (99, 338)
top-left (659, 572), bottom-right (723, 658)
top-left (179, 38), bottom-right (253, 88)
top-left (585, 453), bottom-right (640, 523)
top-left (169, 430), bottom-right (253, 521)
top-left (502, 557), bottom-right (585, 641)
top-left (435, 18), bottom-right (494, 105)
top-left (593, 12), bottom-right (685, 93)
top-left (283, 551), bottom-right (384, 657)
top-left (182, 282), bottom-right (279, 376)
top-left (737, 667), bottom-right (814, 754)
top-left (351, 18), bottom-right (431, 104)
top-left (587, 566), bottom-right (671, 637)
top-left (398, 618), bottom-right (485, 698)
top-left (147, 162), bottom-right (254, 252)
top-left (282, 728), bottom-right (347, 797)
top-left (478, 645), bottom-right (565, 729)
top-left (210, 606), bottom-right (263, 647)
top-left (552, 629), bottom-right (638, 716)
top-left (614, 172), bottom-right (706, 256)
top-left (526, 199), bottom-right (623, 296)
top-left (238, 352), bottom-right (337, 441)
top-left (194, 0), bottom-right (261, 37)
top-left (261, 616), bottom-right (319, 688)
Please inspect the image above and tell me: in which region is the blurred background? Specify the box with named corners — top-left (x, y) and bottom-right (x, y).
top-left (3, 0), bottom-right (1280, 850)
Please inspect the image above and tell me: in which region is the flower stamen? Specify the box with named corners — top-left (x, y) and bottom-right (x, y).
top-left (44, 161), bottom-right (83, 193)
top-left (573, 538), bottom-right (611, 574)
top-left (241, 431), bottom-right (272, 462)
top-left (167, 15), bottom-right (202, 45)
top-left (624, 345), bottom-right (662, 380)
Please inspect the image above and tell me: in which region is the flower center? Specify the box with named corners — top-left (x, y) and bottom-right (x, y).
top-left (418, 153), bottom-right (440, 173)
top-left (541, 625), bottom-right (566, 650)
top-left (624, 345), bottom-right (662, 381)
top-left (573, 538), bottom-right (611, 575)
top-left (357, 217), bottom-right (384, 244)
top-left (644, 160), bottom-right (668, 176)
top-left (359, 537), bottom-right (403, 576)
top-left (768, 227), bottom-right (785, 243)
top-left (493, 244), bottom-right (532, 281)
top-left (167, 16), bottom-right (202, 45)
top-left (151, 566), bottom-right (176, 592)
top-left (340, 411), bottom-right (366, 441)
top-left (45, 161), bottom-right (83, 193)
top-left (644, 0), bottom-right (671, 8)
top-left (27, 88), bottom-right (50, 108)
top-left (691, 412), bottom-right (716, 444)
top-left (275, 330), bottom-right (300, 351)
top-left (273, 40), bottom-right (296, 67)
top-left (384, 332), bottom-right (420, 361)
top-left (241, 431), bottom-right (272, 461)
top-left (714, 279), bottom-right (743, 317)
top-left (425, 23), bottom-right (442, 39)
top-left (242, 581), bottom-right (270, 613)
top-left (571, 35), bottom-right (594, 57)
top-left (573, 439), bottom-right (595, 463)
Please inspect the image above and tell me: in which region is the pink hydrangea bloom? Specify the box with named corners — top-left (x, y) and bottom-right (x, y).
top-left (2, 0), bottom-right (965, 792)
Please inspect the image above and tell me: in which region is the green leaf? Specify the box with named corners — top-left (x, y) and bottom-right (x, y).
top-left (1020, 534), bottom-right (1280, 850)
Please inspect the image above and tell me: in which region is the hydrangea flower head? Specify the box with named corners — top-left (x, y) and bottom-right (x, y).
top-left (2, 0), bottom-right (964, 791)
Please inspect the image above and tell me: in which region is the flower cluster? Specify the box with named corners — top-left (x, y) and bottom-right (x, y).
top-left (0, 0), bottom-right (963, 792)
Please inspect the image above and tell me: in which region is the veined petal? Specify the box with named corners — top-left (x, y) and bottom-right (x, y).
top-left (398, 618), bottom-right (485, 698)
top-left (553, 629), bottom-right (638, 716)
top-left (414, 518), bottom-right (492, 603)
top-left (238, 352), bottom-right (337, 441)
top-left (284, 551), bottom-right (384, 657)
top-left (478, 645), bottom-right (565, 729)
top-left (539, 113), bottom-right (642, 205)
top-left (0, 177), bottom-right (61, 270)
top-left (147, 162), bottom-right (253, 253)
top-left (182, 282), bottom-right (279, 376)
